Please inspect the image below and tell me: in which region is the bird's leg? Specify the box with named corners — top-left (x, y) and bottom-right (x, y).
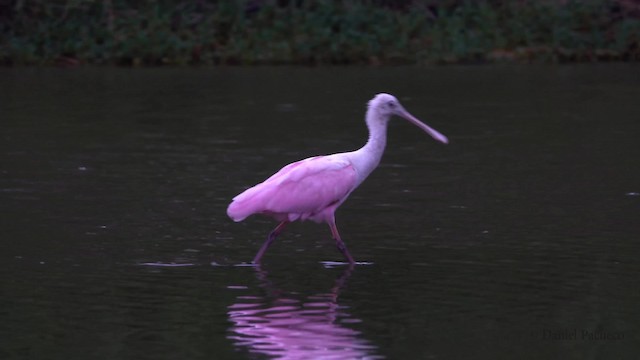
top-left (328, 218), bottom-right (356, 264)
top-left (253, 221), bottom-right (288, 264)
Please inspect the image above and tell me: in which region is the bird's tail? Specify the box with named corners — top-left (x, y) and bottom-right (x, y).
top-left (227, 184), bottom-right (267, 222)
top-left (227, 199), bottom-right (252, 222)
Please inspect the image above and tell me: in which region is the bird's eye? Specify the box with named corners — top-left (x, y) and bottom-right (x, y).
top-left (388, 101), bottom-right (395, 108)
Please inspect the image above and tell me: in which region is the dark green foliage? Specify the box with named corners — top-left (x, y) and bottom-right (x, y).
top-left (1, 0), bottom-right (639, 66)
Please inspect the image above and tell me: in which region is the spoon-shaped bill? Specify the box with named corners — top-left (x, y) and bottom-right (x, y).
top-left (399, 110), bottom-right (449, 144)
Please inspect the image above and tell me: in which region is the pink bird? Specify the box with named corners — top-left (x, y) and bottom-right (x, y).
top-left (227, 93), bottom-right (448, 264)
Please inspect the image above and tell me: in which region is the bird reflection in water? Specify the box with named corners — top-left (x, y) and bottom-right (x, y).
top-left (227, 265), bottom-right (382, 359)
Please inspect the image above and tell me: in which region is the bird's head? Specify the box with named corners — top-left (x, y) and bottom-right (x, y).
top-left (368, 93), bottom-right (404, 118)
top-left (368, 93), bottom-right (449, 144)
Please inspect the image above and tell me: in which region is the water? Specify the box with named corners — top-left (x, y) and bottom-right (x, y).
top-left (1, 66), bottom-right (639, 359)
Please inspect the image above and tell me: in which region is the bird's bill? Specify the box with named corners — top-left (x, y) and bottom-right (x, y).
top-left (399, 109), bottom-right (449, 144)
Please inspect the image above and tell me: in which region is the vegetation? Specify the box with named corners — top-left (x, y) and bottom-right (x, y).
top-left (1, 0), bottom-right (639, 66)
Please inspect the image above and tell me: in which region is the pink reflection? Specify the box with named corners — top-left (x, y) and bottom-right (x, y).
top-left (227, 266), bottom-right (381, 359)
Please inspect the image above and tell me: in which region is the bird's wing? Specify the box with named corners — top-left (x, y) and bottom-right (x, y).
top-left (228, 156), bottom-right (358, 222)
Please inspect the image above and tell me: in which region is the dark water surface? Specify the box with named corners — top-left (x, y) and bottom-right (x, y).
top-left (2, 66), bottom-right (639, 359)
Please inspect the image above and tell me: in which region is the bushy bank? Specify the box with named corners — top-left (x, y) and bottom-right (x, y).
top-left (1, 0), bottom-right (639, 66)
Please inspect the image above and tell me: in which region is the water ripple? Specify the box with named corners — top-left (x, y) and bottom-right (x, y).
top-left (227, 266), bottom-right (384, 359)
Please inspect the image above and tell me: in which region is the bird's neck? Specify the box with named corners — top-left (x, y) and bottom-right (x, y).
top-left (348, 108), bottom-right (389, 184)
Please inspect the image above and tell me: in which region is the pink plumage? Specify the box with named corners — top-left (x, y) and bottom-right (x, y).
top-left (227, 93), bottom-right (448, 264)
top-left (227, 156), bottom-right (357, 223)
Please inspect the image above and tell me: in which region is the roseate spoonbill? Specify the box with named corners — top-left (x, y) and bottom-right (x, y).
top-left (227, 93), bottom-right (448, 264)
